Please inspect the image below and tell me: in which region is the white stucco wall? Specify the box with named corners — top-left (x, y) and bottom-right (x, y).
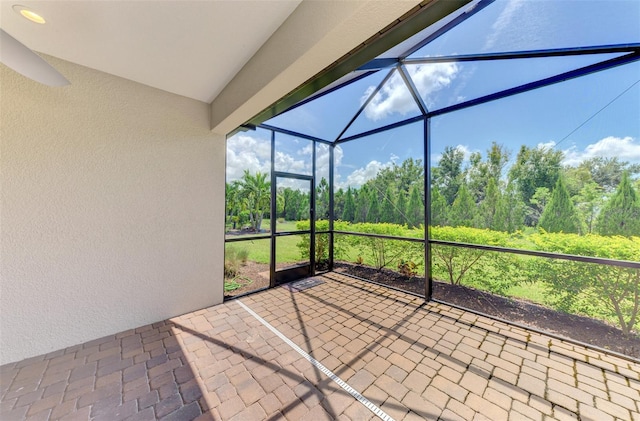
top-left (0, 57), bottom-right (225, 365)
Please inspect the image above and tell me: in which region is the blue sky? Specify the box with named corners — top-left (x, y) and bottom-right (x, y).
top-left (227, 0), bottom-right (640, 188)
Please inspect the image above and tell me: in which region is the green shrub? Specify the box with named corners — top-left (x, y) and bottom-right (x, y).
top-left (290, 218), bottom-right (640, 335)
top-left (347, 223), bottom-right (423, 271)
top-left (224, 247), bottom-right (248, 278)
top-left (529, 232), bottom-right (640, 334)
top-left (237, 248), bottom-right (248, 264)
top-left (430, 226), bottom-right (517, 295)
top-left (295, 220), bottom-right (350, 265)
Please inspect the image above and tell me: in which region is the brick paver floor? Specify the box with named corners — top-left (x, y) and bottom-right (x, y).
top-left (1, 273), bottom-right (639, 420)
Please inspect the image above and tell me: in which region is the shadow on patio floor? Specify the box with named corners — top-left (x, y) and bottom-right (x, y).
top-left (2, 273), bottom-right (639, 420)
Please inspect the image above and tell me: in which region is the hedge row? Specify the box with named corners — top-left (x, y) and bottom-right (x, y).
top-left (296, 220), bottom-right (640, 334)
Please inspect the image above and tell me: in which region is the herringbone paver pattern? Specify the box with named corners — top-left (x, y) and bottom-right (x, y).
top-left (1, 273), bottom-right (639, 420)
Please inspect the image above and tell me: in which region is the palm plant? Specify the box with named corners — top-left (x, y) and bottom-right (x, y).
top-left (239, 170), bottom-right (270, 232)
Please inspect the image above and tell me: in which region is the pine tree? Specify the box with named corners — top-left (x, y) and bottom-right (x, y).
top-left (575, 181), bottom-right (603, 234)
top-left (538, 177), bottom-right (583, 234)
top-left (527, 187), bottom-right (551, 226)
top-left (407, 185), bottom-right (424, 228)
top-left (380, 186), bottom-right (396, 223)
top-left (494, 181), bottom-right (525, 233)
top-left (508, 144), bottom-right (563, 226)
top-left (395, 191), bottom-right (407, 225)
top-left (342, 187), bottom-right (355, 222)
top-left (368, 190), bottom-right (380, 223)
top-left (316, 177), bottom-right (330, 219)
top-left (334, 188), bottom-right (345, 219)
top-left (430, 185), bottom-right (449, 227)
top-left (474, 178), bottom-right (500, 229)
top-left (449, 183), bottom-right (476, 227)
top-left (596, 172), bottom-right (640, 236)
top-left (355, 185), bottom-right (370, 223)
top-left (435, 146), bottom-right (464, 205)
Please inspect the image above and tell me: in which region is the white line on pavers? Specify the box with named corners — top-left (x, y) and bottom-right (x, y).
top-left (237, 300), bottom-right (395, 421)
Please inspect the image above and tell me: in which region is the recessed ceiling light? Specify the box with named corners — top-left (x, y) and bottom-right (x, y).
top-left (12, 5), bottom-right (46, 24)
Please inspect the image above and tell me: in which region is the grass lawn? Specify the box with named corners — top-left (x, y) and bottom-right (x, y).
top-left (227, 228), bottom-right (427, 272)
top-left (275, 219), bottom-right (299, 232)
top-left (225, 232), bottom-right (306, 265)
top-left (506, 281), bottom-right (553, 306)
top-left (226, 239), bottom-right (271, 264)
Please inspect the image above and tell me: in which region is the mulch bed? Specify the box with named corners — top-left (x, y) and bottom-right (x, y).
top-left (226, 261), bottom-right (640, 358)
top-left (224, 262), bottom-right (271, 298)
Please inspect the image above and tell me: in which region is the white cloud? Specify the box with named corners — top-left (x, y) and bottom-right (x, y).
top-left (299, 144), bottom-right (313, 155)
top-left (562, 136), bottom-right (640, 166)
top-left (315, 144), bottom-right (343, 177)
top-left (226, 134), bottom-right (271, 181)
top-left (228, 136), bottom-right (349, 188)
top-left (484, 0), bottom-right (526, 51)
top-left (362, 64), bottom-right (459, 121)
top-left (227, 134), bottom-right (316, 181)
top-left (537, 141), bottom-right (557, 151)
top-left (408, 63), bottom-right (460, 108)
top-left (432, 144), bottom-right (475, 164)
top-left (337, 153), bottom-right (398, 189)
top-left (343, 160), bottom-right (391, 188)
top-left (274, 151), bottom-right (307, 174)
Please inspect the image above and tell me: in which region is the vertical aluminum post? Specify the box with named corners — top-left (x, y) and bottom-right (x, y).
top-left (329, 144), bottom-right (335, 271)
top-left (311, 141), bottom-right (317, 276)
top-left (270, 130), bottom-right (277, 287)
top-left (424, 117), bottom-right (432, 300)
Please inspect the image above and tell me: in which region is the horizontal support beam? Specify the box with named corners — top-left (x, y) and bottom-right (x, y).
top-left (428, 51), bottom-right (640, 118)
top-left (334, 230), bottom-right (425, 243)
top-left (404, 43), bottom-right (640, 64)
top-left (336, 115), bottom-right (425, 144)
top-left (430, 239), bottom-right (640, 269)
top-left (273, 230), bottom-right (311, 237)
top-left (225, 234), bottom-right (271, 243)
top-left (226, 232), bottom-right (639, 269)
top-left (259, 124), bottom-right (332, 145)
top-left (274, 171), bottom-right (314, 181)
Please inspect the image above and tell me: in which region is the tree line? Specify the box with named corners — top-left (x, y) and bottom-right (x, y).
top-left (334, 143), bottom-right (640, 237)
top-left (430, 143), bottom-right (640, 236)
top-left (226, 143), bottom-right (640, 237)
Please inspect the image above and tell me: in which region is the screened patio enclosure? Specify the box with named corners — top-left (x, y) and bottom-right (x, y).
top-left (225, 0), bottom-right (640, 356)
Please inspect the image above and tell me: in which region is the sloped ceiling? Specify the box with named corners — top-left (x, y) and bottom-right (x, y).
top-left (0, 0), bottom-right (303, 103)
